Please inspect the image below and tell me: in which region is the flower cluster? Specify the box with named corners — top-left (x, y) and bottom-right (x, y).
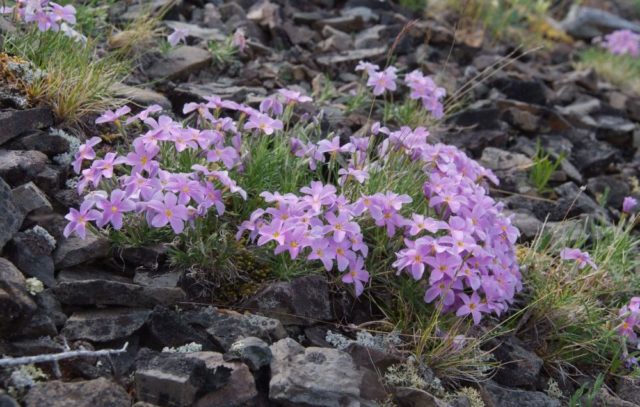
top-left (618, 297), bottom-right (640, 345)
top-left (356, 61), bottom-right (446, 119)
top-left (64, 102), bottom-right (250, 239)
top-left (4, 0), bottom-right (80, 38)
top-left (251, 123), bottom-right (520, 324)
top-left (623, 196), bottom-right (638, 214)
top-left (601, 29), bottom-right (640, 57)
top-left (65, 71), bottom-right (519, 325)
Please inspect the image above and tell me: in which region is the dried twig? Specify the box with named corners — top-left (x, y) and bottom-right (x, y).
top-left (0, 342), bottom-right (129, 368)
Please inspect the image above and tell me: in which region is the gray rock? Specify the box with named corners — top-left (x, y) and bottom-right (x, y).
top-left (53, 230), bottom-right (110, 269)
top-left (61, 308), bottom-right (151, 342)
top-left (54, 272), bottom-right (185, 308)
top-left (35, 289), bottom-right (67, 328)
top-left (171, 80), bottom-right (267, 104)
top-left (503, 107), bottom-right (540, 133)
top-left (503, 210), bottom-right (543, 241)
top-left (316, 47), bottom-right (386, 67)
top-left (354, 25), bottom-right (386, 48)
top-left (616, 376), bottom-right (640, 404)
top-left (11, 182), bottom-right (52, 215)
top-left (242, 275), bottom-right (332, 325)
top-left (481, 381), bottom-right (560, 407)
top-left (134, 269), bottom-right (181, 288)
top-left (490, 336), bottom-right (543, 389)
top-left (0, 108), bottom-right (54, 147)
top-left (587, 175), bottom-right (630, 209)
top-left (552, 182), bottom-right (608, 222)
top-left (119, 244), bottom-right (169, 270)
top-left (567, 130), bottom-right (622, 177)
top-left (269, 338), bottom-right (386, 406)
top-left (0, 257), bottom-right (37, 337)
top-left (135, 349), bottom-right (232, 407)
top-left (0, 150), bottom-right (48, 187)
top-left (225, 336), bottom-right (272, 371)
top-left (35, 165), bottom-right (64, 196)
top-left (146, 46), bottom-right (212, 81)
top-left (594, 115), bottom-right (636, 148)
top-left (0, 394), bottom-right (19, 407)
top-left (242, 313), bottom-right (288, 342)
top-left (146, 306), bottom-right (215, 350)
top-left (6, 231), bottom-right (55, 287)
top-left (7, 130), bottom-right (70, 157)
top-left (204, 310), bottom-right (276, 351)
top-left (191, 352), bottom-right (258, 407)
top-left (480, 147), bottom-right (533, 172)
top-left (24, 377), bottom-right (130, 407)
top-left (0, 177), bottom-right (22, 251)
top-left (560, 5), bottom-right (640, 40)
top-left (165, 21), bottom-right (226, 43)
top-left (345, 342), bottom-right (404, 372)
top-left (110, 84), bottom-right (172, 110)
top-left (393, 387), bottom-right (450, 407)
top-left (590, 387), bottom-right (638, 407)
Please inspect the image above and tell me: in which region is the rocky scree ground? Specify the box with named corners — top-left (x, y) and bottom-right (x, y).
top-left (2, 0), bottom-right (640, 406)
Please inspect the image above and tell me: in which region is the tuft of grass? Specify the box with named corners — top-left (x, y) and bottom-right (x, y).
top-left (528, 140), bottom-right (565, 194)
top-left (577, 48), bottom-right (640, 95)
top-left (3, 29), bottom-right (129, 126)
top-left (515, 215), bottom-right (640, 374)
top-left (107, 10), bottom-right (164, 57)
top-left (207, 39), bottom-right (237, 66)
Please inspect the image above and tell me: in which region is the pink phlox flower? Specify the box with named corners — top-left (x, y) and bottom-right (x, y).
top-left (338, 167), bottom-right (369, 186)
top-left (96, 106), bottom-right (131, 124)
top-left (126, 104), bottom-right (162, 124)
top-left (300, 181), bottom-right (337, 212)
top-left (259, 97), bottom-right (284, 116)
top-left (232, 28), bottom-right (247, 52)
top-left (50, 2), bottom-right (75, 24)
top-left (278, 89), bottom-right (312, 104)
top-left (72, 136), bottom-right (101, 174)
top-left (323, 211), bottom-right (360, 243)
top-left (355, 60), bottom-right (379, 76)
top-left (623, 196), bottom-right (638, 214)
top-left (257, 219), bottom-right (290, 246)
top-left (456, 292), bottom-right (487, 325)
top-left (560, 248), bottom-right (598, 270)
top-left (342, 256), bottom-right (369, 296)
top-left (63, 200), bottom-right (100, 239)
top-left (146, 192), bottom-right (190, 234)
top-left (95, 189), bottom-right (136, 230)
top-left (602, 29), bottom-right (640, 57)
top-left (244, 113), bottom-right (283, 135)
top-left (367, 66), bottom-right (397, 96)
top-left (167, 27), bottom-right (189, 46)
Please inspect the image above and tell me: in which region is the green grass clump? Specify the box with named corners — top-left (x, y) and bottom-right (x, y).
top-left (578, 48), bottom-right (640, 95)
top-left (3, 29), bottom-right (129, 126)
top-left (529, 140), bottom-right (564, 194)
top-left (516, 215), bottom-right (640, 374)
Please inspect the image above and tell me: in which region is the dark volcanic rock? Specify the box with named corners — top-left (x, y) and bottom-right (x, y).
top-left (269, 338), bottom-right (387, 406)
top-left (224, 336), bottom-right (272, 371)
top-left (61, 308), bottom-right (151, 342)
top-left (146, 46), bottom-right (213, 81)
top-left (145, 306), bottom-right (215, 350)
top-left (0, 150), bottom-right (48, 186)
top-left (7, 130), bottom-right (69, 157)
top-left (0, 176), bottom-right (22, 251)
top-left (0, 257), bottom-right (37, 337)
top-left (242, 275), bottom-right (332, 325)
top-left (587, 175), bottom-right (631, 209)
top-left (24, 377), bottom-right (130, 407)
top-left (52, 231), bottom-right (110, 269)
top-left (491, 77), bottom-right (549, 106)
top-left (0, 107), bottom-right (54, 147)
top-left (6, 230), bottom-right (56, 287)
top-left (11, 182), bottom-right (52, 215)
top-left (489, 336), bottom-right (543, 389)
top-left (481, 381), bottom-right (561, 407)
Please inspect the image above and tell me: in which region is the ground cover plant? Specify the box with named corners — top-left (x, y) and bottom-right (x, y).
top-left (5, 0), bottom-right (640, 405)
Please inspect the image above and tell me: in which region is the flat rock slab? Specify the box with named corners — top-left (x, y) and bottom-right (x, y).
top-left (11, 182), bottom-right (52, 215)
top-left (0, 176), bottom-right (22, 250)
top-left (481, 381), bottom-right (561, 407)
top-left (269, 338), bottom-right (385, 406)
top-left (315, 47), bottom-right (386, 67)
top-left (110, 84), bottom-right (171, 110)
top-left (61, 308), bottom-right (151, 342)
top-left (53, 231), bottom-right (110, 269)
top-left (146, 46), bottom-right (212, 82)
top-left (24, 377), bottom-right (130, 407)
top-left (0, 149), bottom-right (48, 187)
top-left (0, 257), bottom-right (37, 336)
top-left (0, 107), bottom-right (54, 147)
top-left (54, 278), bottom-right (185, 308)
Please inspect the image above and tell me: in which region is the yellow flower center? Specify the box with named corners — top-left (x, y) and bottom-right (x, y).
top-left (111, 205), bottom-right (118, 213)
top-left (165, 209), bottom-right (173, 218)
